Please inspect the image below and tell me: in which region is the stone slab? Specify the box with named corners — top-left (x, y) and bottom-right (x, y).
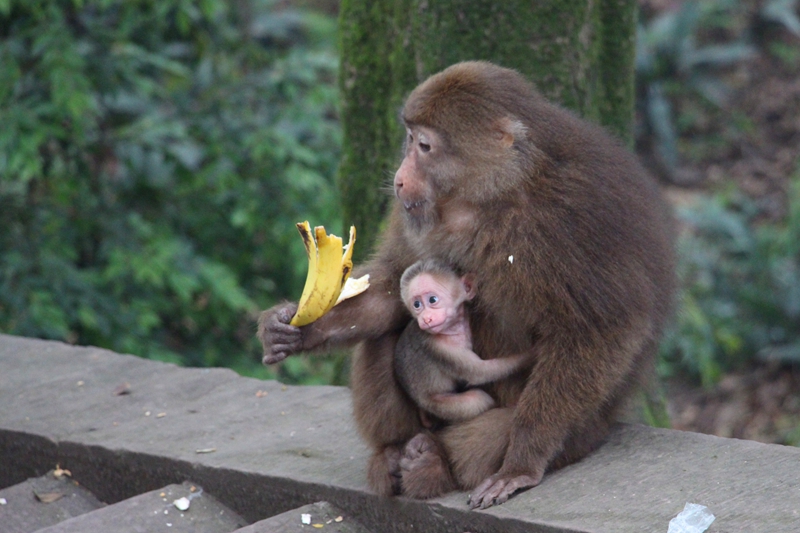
top-left (236, 501), bottom-right (373, 533)
top-left (36, 482), bottom-right (246, 533)
top-left (0, 471), bottom-right (104, 533)
top-left (2, 334), bottom-right (800, 532)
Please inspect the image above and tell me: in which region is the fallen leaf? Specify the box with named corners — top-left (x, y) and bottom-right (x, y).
top-left (35, 492), bottom-right (63, 503)
top-left (53, 465), bottom-right (71, 478)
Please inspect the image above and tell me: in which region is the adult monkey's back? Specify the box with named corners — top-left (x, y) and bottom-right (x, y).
top-left (258, 61), bottom-right (675, 509)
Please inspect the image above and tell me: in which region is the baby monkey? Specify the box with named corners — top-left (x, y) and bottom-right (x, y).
top-left (395, 259), bottom-right (527, 424)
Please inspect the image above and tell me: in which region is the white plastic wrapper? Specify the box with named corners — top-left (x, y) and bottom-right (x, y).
top-left (668, 503), bottom-right (716, 533)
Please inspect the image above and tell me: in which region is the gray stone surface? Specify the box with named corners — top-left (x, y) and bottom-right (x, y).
top-left (236, 501), bottom-right (373, 533)
top-left (0, 471), bottom-right (104, 533)
top-left (36, 482), bottom-right (246, 533)
top-left (1, 333), bottom-right (800, 532)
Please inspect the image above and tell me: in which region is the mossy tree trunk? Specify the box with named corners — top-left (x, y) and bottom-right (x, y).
top-left (338, 0), bottom-right (637, 257)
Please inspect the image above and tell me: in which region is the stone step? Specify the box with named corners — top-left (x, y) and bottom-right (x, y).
top-left (34, 482), bottom-right (246, 533)
top-left (234, 501), bottom-right (374, 533)
top-left (4, 334), bottom-right (800, 532)
top-left (0, 470), bottom-right (104, 533)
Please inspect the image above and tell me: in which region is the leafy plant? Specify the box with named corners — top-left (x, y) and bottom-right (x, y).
top-left (0, 0), bottom-right (342, 379)
top-left (761, 0), bottom-right (800, 37)
top-left (636, 0), bottom-right (756, 177)
top-left (661, 169), bottom-right (800, 386)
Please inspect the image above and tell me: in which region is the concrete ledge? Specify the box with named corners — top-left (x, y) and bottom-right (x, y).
top-left (1, 334), bottom-right (799, 532)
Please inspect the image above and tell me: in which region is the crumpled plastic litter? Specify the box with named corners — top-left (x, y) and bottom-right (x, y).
top-left (668, 503), bottom-right (716, 533)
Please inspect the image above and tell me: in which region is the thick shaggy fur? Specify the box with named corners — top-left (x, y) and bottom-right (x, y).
top-left (258, 61), bottom-right (675, 507)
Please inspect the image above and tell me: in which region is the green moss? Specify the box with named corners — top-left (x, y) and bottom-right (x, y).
top-left (596, 0), bottom-right (637, 145)
top-left (338, 0), bottom-right (637, 254)
top-left (337, 0), bottom-right (397, 259)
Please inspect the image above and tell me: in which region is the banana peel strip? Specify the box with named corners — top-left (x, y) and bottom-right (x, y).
top-left (290, 223), bottom-right (368, 326)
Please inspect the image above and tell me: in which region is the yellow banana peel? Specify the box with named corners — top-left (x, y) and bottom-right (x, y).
top-left (290, 222), bottom-right (368, 326)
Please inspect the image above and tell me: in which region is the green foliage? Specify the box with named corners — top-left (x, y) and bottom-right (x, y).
top-left (0, 0), bottom-right (342, 377)
top-left (636, 0), bottom-right (756, 175)
top-left (661, 171), bottom-right (800, 387)
top-left (761, 0), bottom-right (800, 38)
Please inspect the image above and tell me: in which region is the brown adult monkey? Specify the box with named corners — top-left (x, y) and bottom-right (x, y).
top-left (396, 259), bottom-right (528, 424)
top-left (258, 61), bottom-right (675, 508)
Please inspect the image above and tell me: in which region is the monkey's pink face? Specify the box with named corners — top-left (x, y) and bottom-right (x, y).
top-left (406, 275), bottom-right (461, 334)
top-left (393, 125), bottom-right (446, 223)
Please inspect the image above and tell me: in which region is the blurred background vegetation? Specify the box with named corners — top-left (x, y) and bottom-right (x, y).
top-left (0, 0), bottom-right (343, 383)
top-left (1, 0), bottom-right (799, 440)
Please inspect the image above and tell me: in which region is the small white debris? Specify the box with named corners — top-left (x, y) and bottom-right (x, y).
top-left (301, 513), bottom-right (312, 525)
top-left (195, 448), bottom-right (217, 454)
top-left (668, 503), bottom-right (715, 533)
top-left (173, 497), bottom-right (190, 511)
top-left (508, 255), bottom-right (514, 264)
top-left (166, 523), bottom-right (172, 527)
top-left (0, 498), bottom-right (7, 505)
top-left (164, 509), bottom-right (169, 515)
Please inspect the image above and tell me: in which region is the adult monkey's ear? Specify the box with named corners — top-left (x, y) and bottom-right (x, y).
top-left (493, 116), bottom-right (527, 148)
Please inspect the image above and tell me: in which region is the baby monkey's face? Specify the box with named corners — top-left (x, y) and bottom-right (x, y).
top-left (405, 273), bottom-right (466, 334)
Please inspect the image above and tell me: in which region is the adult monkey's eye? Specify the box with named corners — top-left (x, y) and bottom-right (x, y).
top-left (418, 132), bottom-right (431, 153)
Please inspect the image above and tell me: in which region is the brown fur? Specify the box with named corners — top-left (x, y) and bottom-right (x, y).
top-left (399, 433), bottom-right (457, 498)
top-left (258, 61), bottom-right (675, 508)
top-left (395, 264), bottom-right (529, 423)
top-left (395, 319), bottom-right (529, 423)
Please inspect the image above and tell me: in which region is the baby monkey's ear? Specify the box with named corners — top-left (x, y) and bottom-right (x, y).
top-left (461, 273), bottom-right (477, 300)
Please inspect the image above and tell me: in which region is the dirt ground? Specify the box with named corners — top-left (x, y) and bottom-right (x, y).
top-left (638, 0), bottom-right (800, 445)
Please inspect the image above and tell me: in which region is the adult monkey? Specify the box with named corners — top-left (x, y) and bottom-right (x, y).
top-left (258, 61), bottom-right (675, 509)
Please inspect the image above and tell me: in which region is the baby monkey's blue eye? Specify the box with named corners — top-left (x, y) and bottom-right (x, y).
top-left (428, 296), bottom-right (438, 304)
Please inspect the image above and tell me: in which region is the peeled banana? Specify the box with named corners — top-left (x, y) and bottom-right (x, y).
top-left (290, 222), bottom-right (368, 326)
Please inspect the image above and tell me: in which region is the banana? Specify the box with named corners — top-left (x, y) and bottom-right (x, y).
top-left (290, 222), bottom-right (367, 326)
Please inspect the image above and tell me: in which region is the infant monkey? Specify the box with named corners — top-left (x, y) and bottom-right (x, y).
top-left (395, 259), bottom-right (528, 424)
